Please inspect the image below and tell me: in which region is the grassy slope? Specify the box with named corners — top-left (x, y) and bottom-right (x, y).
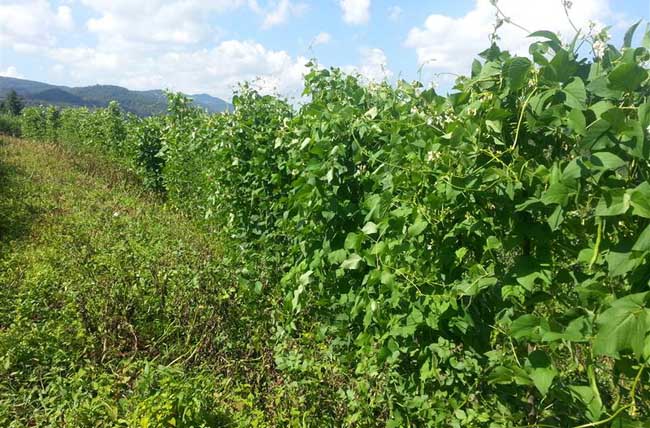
top-left (0, 137), bottom-right (333, 427)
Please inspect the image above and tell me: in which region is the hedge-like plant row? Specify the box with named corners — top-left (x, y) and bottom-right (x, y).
top-left (18, 27), bottom-right (650, 426)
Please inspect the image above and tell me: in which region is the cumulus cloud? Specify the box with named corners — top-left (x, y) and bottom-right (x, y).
top-left (312, 32), bottom-right (332, 46)
top-left (343, 47), bottom-right (392, 82)
top-left (340, 0), bottom-right (371, 25)
top-left (0, 66), bottom-right (23, 78)
top-left (405, 0), bottom-right (614, 76)
top-left (0, 0), bottom-right (75, 50)
top-left (8, 0), bottom-right (318, 100)
top-left (46, 40), bottom-right (310, 100)
top-left (81, 0), bottom-right (234, 46)
top-left (262, 0), bottom-right (308, 29)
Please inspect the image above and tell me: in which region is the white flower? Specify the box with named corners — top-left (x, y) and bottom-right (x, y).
top-left (426, 117), bottom-right (434, 126)
top-left (600, 29), bottom-right (611, 42)
top-left (426, 151), bottom-right (440, 162)
top-left (593, 40), bottom-right (606, 59)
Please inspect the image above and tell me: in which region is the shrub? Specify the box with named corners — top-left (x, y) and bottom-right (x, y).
top-left (20, 106), bottom-right (47, 140)
top-left (0, 114), bottom-right (21, 137)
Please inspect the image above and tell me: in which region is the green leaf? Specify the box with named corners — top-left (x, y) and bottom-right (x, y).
top-left (541, 182), bottom-right (571, 205)
top-left (570, 385), bottom-right (604, 422)
top-left (528, 30), bottom-right (562, 51)
top-left (513, 257), bottom-right (551, 291)
top-left (587, 76), bottom-right (623, 99)
top-left (327, 248), bottom-right (347, 264)
top-left (455, 276), bottom-right (497, 297)
top-left (341, 253), bottom-right (363, 270)
top-left (643, 23), bottom-right (650, 49)
top-left (629, 182), bottom-right (650, 218)
top-left (344, 232), bottom-right (363, 250)
top-left (595, 189), bottom-right (630, 216)
top-left (507, 57), bottom-right (532, 90)
top-left (590, 151), bottom-right (625, 170)
top-left (361, 221), bottom-right (378, 235)
top-left (547, 205), bottom-right (564, 230)
top-left (408, 215), bottom-right (428, 237)
top-left (365, 106), bottom-right (378, 119)
top-left (485, 236), bottom-right (502, 251)
top-left (606, 250), bottom-right (644, 277)
top-left (632, 224), bottom-right (650, 252)
top-left (601, 108), bottom-right (627, 132)
top-left (526, 350), bottom-right (556, 396)
top-left (638, 102), bottom-right (650, 129)
top-left (542, 316), bottom-right (591, 342)
top-left (567, 108), bottom-right (586, 135)
top-left (623, 20), bottom-right (641, 48)
top-left (581, 119), bottom-right (611, 150)
top-left (563, 77), bottom-right (587, 110)
top-left (561, 158), bottom-right (586, 182)
top-left (608, 63), bottom-right (649, 92)
top-left (488, 365), bottom-right (533, 387)
top-left (593, 292), bottom-right (650, 359)
top-left (545, 49), bottom-right (577, 83)
top-left (511, 315), bottom-right (549, 341)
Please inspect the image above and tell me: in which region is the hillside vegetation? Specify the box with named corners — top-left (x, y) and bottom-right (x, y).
top-left (2, 25), bottom-right (650, 427)
top-left (0, 76), bottom-right (231, 116)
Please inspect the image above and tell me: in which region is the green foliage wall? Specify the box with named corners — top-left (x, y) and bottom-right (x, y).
top-left (0, 114), bottom-right (21, 137)
top-left (18, 24), bottom-right (650, 426)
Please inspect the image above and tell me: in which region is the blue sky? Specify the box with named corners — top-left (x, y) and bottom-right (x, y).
top-left (1, 0), bottom-right (649, 101)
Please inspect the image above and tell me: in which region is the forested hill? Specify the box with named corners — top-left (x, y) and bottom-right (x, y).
top-left (0, 76), bottom-right (231, 116)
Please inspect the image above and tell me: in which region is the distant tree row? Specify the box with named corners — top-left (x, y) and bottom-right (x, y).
top-left (0, 90), bottom-right (24, 116)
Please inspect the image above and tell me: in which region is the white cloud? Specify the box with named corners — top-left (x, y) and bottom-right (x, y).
top-left (52, 64), bottom-right (66, 74)
top-left (48, 47), bottom-right (120, 71)
top-left (312, 32), bottom-right (332, 46)
top-left (0, 0), bottom-right (75, 49)
top-left (55, 5), bottom-right (75, 30)
top-left (80, 0), bottom-right (304, 45)
top-left (4, 0), bottom-right (316, 100)
top-left (262, 0), bottom-right (307, 29)
top-left (343, 47), bottom-right (392, 82)
top-left (0, 66), bottom-right (23, 79)
top-left (388, 5), bottom-right (402, 21)
top-left (82, 0), bottom-right (228, 46)
top-left (405, 0), bottom-right (613, 76)
top-left (45, 40), bottom-right (310, 100)
top-left (340, 0), bottom-right (371, 25)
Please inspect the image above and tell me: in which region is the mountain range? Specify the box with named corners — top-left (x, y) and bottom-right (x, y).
top-left (0, 76), bottom-right (231, 116)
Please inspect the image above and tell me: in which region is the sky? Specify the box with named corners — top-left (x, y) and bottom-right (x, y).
top-left (1, 0), bottom-right (649, 101)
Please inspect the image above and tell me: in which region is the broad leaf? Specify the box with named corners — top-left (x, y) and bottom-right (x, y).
top-left (593, 292), bottom-right (650, 359)
top-left (629, 182), bottom-right (650, 218)
top-left (632, 224), bottom-right (650, 252)
top-left (623, 20), bottom-right (641, 48)
top-left (595, 189), bottom-right (630, 216)
top-left (341, 253), bottom-right (363, 270)
top-left (608, 63), bottom-right (649, 92)
top-left (408, 215), bottom-right (428, 237)
top-left (563, 77), bottom-right (587, 109)
top-left (507, 57), bottom-right (532, 90)
top-left (526, 350), bottom-right (556, 395)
